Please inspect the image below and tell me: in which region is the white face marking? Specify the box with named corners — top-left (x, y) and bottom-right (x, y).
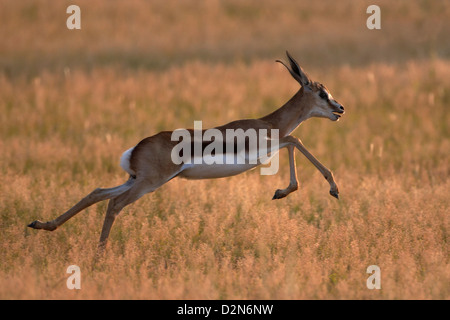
top-left (321, 88), bottom-right (333, 102)
top-left (319, 88), bottom-right (340, 109)
top-left (305, 87), bottom-right (341, 121)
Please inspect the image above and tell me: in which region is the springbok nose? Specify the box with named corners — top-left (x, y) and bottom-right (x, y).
top-left (339, 105), bottom-right (345, 111)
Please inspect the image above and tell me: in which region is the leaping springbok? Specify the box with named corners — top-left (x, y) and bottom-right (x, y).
top-left (28, 52), bottom-right (345, 249)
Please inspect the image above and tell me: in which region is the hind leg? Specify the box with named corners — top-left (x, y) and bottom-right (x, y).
top-left (28, 177), bottom-right (135, 231)
top-left (97, 183), bottom-right (147, 250)
top-left (97, 164), bottom-right (184, 251)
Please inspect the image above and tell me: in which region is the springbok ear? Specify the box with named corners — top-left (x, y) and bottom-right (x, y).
top-left (283, 51), bottom-right (312, 88)
top-left (276, 59), bottom-right (306, 88)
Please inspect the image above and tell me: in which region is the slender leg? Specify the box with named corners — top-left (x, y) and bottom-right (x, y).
top-left (28, 178), bottom-right (135, 231)
top-left (272, 145), bottom-right (299, 199)
top-left (97, 181), bottom-right (149, 251)
top-left (280, 135), bottom-right (340, 199)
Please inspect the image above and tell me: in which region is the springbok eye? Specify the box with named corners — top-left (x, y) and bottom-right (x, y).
top-left (319, 91), bottom-right (328, 100)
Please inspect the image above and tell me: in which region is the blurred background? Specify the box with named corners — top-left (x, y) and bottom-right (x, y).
top-left (1, 0), bottom-right (448, 75)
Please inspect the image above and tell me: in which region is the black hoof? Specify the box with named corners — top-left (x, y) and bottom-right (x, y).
top-left (330, 191), bottom-right (339, 200)
top-left (28, 221), bottom-right (37, 228)
top-left (272, 190), bottom-right (285, 200)
top-left (27, 220), bottom-right (56, 231)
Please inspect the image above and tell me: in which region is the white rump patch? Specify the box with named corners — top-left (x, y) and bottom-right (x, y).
top-left (120, 147), bottom-right (135, 176)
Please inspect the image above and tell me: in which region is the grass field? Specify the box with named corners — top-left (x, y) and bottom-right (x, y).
top-left (0, 0), bottom-right (449, 299)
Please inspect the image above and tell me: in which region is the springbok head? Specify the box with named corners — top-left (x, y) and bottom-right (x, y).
top-left (277, 51), bottom-right (345, 121)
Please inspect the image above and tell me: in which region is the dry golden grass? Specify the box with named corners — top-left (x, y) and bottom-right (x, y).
top-left (0, 0), bottom-right (449, 299)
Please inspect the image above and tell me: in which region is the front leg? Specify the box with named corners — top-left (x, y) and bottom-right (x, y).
top-left (279, 136), bottom-right (340, 199)
top-left (272, 145), bottom-right (299, 200)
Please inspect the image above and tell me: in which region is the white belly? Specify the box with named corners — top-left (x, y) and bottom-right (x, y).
top-left (177, 151), bottom-right (278, 179)
top-left (179, 162), bottom-right (258, 179)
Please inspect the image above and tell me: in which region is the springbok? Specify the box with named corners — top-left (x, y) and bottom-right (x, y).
top-left (28, 51), bottom-right (345, 249)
